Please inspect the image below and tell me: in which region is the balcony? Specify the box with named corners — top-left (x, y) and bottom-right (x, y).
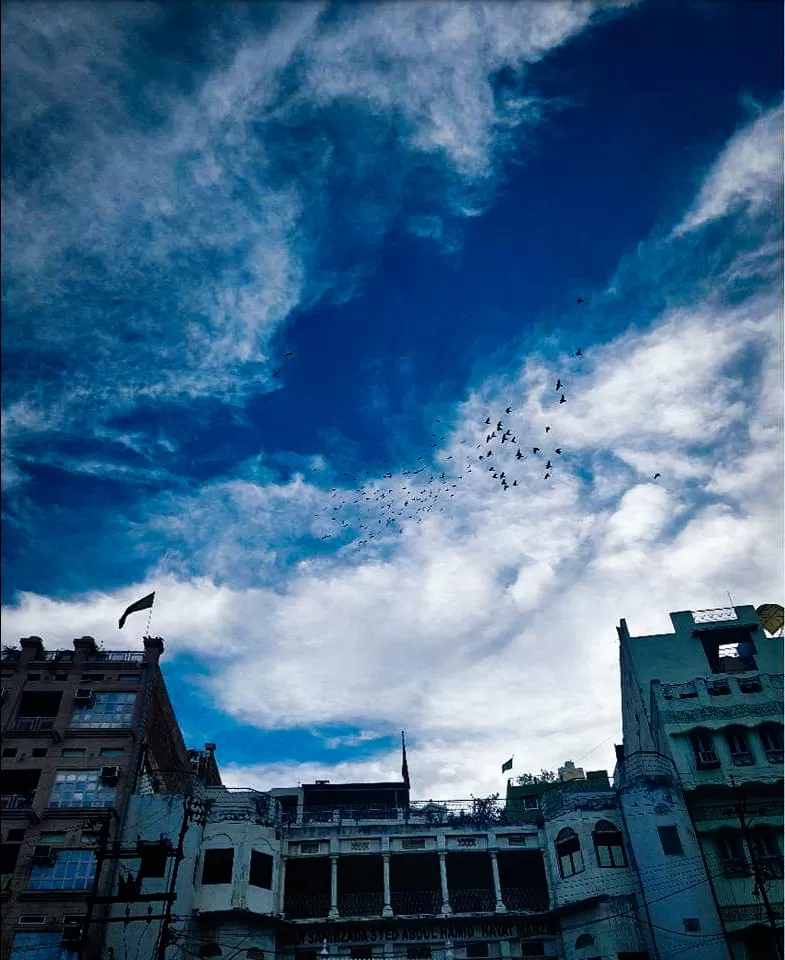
top-left (730, 752), bottom-right (754, 767)
top-left (765, 750), bottom-right (783, 764)
top-left (722, 858), bottom-right (752, 878)
top-left (338, 892), bottom-right (385, 917)
top-left (450, 889), bottom-right (494, 914)
top-left (33, 651), bottom-right (75, 663)
top-left (284, 893), bottom-right (332, 919)
top-left (12, 717), bottom-right (56, 732)
top-left (0, 794), bottom-right (33, 810)
top-left (501, 887), bottom-right (549, 912)
top-left (391, 890), bottom-right (441, 915)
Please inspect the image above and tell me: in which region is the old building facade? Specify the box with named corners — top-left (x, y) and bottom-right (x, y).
top-left (0, 635), bottom-right (198, 960)
top-left (618, 605), bottom-right (784, 960)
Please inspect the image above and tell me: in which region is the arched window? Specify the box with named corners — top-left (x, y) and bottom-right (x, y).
top-left (555, 827), bottom-right (584, 878)
top-left (716, 829), bottom-right (748, 877)
top-left (749, 828), bottom-right (782, 877)
top-left (759, 723), bottom-right (784, 762)
top-left (575, 933), bottom-right (596, 948)
top-left (725, 726), bottom-right (753, 765)
top-left (689, 729), bottom-right (719, 769)
top-left (593, 819), bottom-right (626, 867)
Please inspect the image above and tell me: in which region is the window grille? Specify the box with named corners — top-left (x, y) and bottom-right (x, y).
top-left (48, 770), bottom-right (116, 809)
top-left (70, 692), bottom-right (136, 729)
top-left (28, 849), bottom-right (96, 891)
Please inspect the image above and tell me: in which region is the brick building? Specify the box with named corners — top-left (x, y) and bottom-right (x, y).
top-left (0, 634), bottom-right (201, 960)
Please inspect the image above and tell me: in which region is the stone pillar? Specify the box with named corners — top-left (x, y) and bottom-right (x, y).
top-left (489, 851), bottom-right (506, 913)
top-left (279, 856), bottom-right (287, 915)
top-left (382, 853), bottom-right (393, 917)
top-left (439, 852), bottom-right (452, 916)
top-left (329, 855), bottom-right (339, 919)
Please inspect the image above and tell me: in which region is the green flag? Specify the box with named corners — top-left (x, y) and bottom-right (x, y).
top-left (118, 592), bottom-right (155, 630)
top-left (501, 757), bottom-right (513, 773)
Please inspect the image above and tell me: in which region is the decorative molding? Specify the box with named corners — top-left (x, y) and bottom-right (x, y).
top-left (665, 702), bottom-right (782, 723)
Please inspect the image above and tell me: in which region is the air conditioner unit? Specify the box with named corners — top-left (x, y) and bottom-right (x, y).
top-left (32, 845), bottom-right (55, 865)
top-left (698, 750), bottom-right (720, 767)
top-left (100, 766), bottom-right (121, 784)
top-left (74, 689), bottom-right (94, 704)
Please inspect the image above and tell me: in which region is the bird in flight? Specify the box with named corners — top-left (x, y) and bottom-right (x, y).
top-left (577, 297), bottom-right (585, 304)
top-left (505, 407), bottom-right (512, 414)
top-left (496, 421), bottom-right (503, 431)
top-left (575, 348), bottom-right (584, 357)
top-left (545, 460), bottom-right (552, 470)
top-left (485, 417), bottom-right (491, 425)
top-left (516, 449), bottom-right (524, 460)
top-left (272, 369), bottom-right (281, 378)
top-left (532, 447), bottom-right (540, 454)
top-left (559, 394), bottom-right (566, 404)
top-left (284, 351), bottom-right (295, 358)
top-left (545, 425), bottom-right (551, 434)
top-left (554, 448), bottom-right (562, 455)
top-left (555, 379), bottom-right (562, 391)
top-left (653, 472), bottom-right (661, 479)
top-left (512, 480), bottom-right (518, 487)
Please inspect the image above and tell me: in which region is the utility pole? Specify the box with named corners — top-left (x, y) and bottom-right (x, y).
top-left (79, 809), bottom-right (114, 960)
top-left (155, 794), bottom-right (195, 960)
top-left (732, 780), bottom-right (783, 959)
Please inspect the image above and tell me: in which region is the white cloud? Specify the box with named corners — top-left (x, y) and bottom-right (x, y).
top-left (675, 103), bottom-right (783, 235)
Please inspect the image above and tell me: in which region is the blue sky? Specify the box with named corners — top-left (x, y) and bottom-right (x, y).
top-left (2, 0), bottom-right (783, 797)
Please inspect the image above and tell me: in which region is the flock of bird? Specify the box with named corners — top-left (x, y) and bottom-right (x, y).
top-left (271, 301), bottom-right (660, 549)
top-left (306, 346), bottom-right (588, 546)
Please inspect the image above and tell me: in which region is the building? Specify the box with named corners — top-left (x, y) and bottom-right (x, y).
top-left (101, 754), bottom-right (669, 960)
top-left (618, 604), bottom-right (784, 960)
top-left (0, 634), bottom-right (197, 960)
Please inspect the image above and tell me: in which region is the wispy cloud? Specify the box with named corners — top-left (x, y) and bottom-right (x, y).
top-left (3, 100), bottom-right (781, 796)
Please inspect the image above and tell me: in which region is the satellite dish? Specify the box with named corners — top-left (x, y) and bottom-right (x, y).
top-left (756, 603), bottom-right (784, 636)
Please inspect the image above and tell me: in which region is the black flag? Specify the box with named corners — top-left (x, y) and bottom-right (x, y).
top-left (118, 592), bottom-right (155, 630)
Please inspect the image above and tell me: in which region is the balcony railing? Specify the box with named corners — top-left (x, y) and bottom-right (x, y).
top-left (500, 887), bottom-right (549, 913)
top-left (759, 857), bottom-right (784, 880)
top-left (0, 794), bottom-right (33, 810)
top-left (338, 892), bottom-right (385, 917)
top-left (722, 858), bottom-right (752, 878)
top-left (13, 717), bottom-right (56, 731)
top-left (284, 894), bottom-right (332, 919)
top-left (731, 752), bottom-right (755, 766)
top-left (450, 889), bottom-right (494, 914)
top-left (33, 651), bottom-right (74, 662)
top-left (1, 649), bottom-right (21, 661)
top-left (765, 749), bottom-right (783, 764)
top-left (289, 797), bottom-right (514, 827)
top-left (391, 890), bottom-right (441, 915)
top-left (87, 651), bottom-right (145, 662)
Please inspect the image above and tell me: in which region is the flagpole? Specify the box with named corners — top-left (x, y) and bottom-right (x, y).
top-left (144, 595), bottom-right (155, 639)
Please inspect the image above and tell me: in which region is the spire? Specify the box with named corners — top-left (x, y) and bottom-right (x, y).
top-left (401, 730), bottom-right (410, 789)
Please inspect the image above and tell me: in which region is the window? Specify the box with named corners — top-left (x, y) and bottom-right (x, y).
top-left (26, 674), bottom-right (41, 682)
top-left (31, 749), bottom-right (48, 758)
top-left (407, 947), bottom-right (431, 960)
top-left (716, 831), bottom-right (749, 876)
top-left (350, 950), bottom-right (372, 960)
top-left (61, 749), bottom-right (88, 758)
top-left (80, 674), bottom-right (104, 682)
top-left (506, 834), bottom-right (527, 846)
top-left (556, 828), bottom-right (585, 878)
top-left (70, 692), bottom-right (135, 728)
top-left (593, 820), bottom-right (626, 868)
top-left (520, 946), bottom-right (545, 957)
top-left (117, 674), bottom-right (141, 683)
top-left (689, 730), bottom-right (719, 769)
top-left (3, 747), bottom-right (18, 758)
top-left (701, 631), bottom-right (757, 673)
top-left (28, 848), bottom-right (96, 890)
top-left (299, 841), bottom-right (321, 854)
top-left (683, 919), bottom-right (700, 933)
top-left (707, 680), bottom-right (731, 696)
top-left (658, 826), bottom-right (684, 856)
top-left (39, 833), bottom-right (68, 845)
top-left (750, 829), bottom-right (783, 878)
top-left (55, 674), bottom-right (69, 681)
top-left (249, 850), bottom-right (273, 888)
top-left (6, 829), bottom-right (26, 841)
top-left (575, 935), bottom-right (595, 948)
top-left (139, 843), bottom-right (169, 878)
top-left (201, 848), bottom-right (234, 885)
top-left (760, 723), bottom-right (784, 762)
top-left (10, 932), bottom-right (77, 960)
top-left (48, 770), bottom-right (116, 809)
top-left (1, 842), bottom-right (22, 873)
top-left (725, 728), bottom-right (753, 765)
top-left (402, 838), bottom-right (426, 850)
top-left (99, 747), bottom-right (126, 756)
top-left (738, 677), bottom-right (762, 694)
top-left (465, 945), bottom-right (489, 959)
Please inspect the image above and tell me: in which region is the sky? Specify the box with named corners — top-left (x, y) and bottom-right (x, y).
top-left (2, 0), bottom-right (783, 801)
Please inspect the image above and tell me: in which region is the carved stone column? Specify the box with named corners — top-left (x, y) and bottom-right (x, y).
top-left (382, 853), bottom-right (393, 917)
top-left (329, 855), bottom-right (339, 919)
top-left (439, 852), bottom-right (452, 916)
top-left (489, 850), bottom-right (506, 913)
